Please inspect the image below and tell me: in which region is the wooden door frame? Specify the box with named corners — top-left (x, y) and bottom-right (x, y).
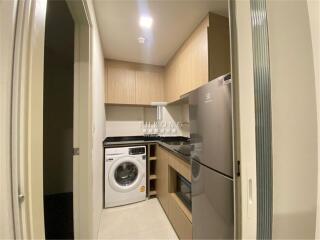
top-left (11, 0), bottom-right (93, 238)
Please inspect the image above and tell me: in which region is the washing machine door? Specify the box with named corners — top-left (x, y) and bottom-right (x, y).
top-left (108, 156), bottom-right (144, 192)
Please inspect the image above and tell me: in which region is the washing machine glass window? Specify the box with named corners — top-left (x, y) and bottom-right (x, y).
top-left (108, 156), bottom-right (144, 193)
top-left (114, 162), bottom-right (138, 186)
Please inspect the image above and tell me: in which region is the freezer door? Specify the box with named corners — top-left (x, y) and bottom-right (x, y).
top-left (189, 77), bottom-right (233, 177)
top-left (192, 160), bottom-right (234, 239)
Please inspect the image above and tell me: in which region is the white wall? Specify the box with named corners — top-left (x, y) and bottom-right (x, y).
top-left (267, 1), bottom-right (318, 238)
top-left (106, 106), bottom-right (145, 136)
top-left (105, 105), bottom-right (189, 137)
top-left (86, 0), bottom-right (106, 238)
top-left (162, 104), bottom-right (190, 137)
top-left (306, 0), bottom-right (320, 238)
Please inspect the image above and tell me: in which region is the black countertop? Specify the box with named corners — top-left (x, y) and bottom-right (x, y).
top-left (103, 136), bottom-right (191, 164)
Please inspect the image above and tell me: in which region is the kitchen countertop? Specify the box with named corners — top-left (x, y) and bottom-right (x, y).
top-left (103, 136), bottom-right (191, 164)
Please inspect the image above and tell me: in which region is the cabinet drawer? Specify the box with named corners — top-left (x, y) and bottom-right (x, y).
top-left (168, 194), bottom-right (192, 240)
top-left (168, 154), bottom-right (191, 182)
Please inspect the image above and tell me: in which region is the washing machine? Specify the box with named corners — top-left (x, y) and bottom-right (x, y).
top-left (104, 146), bottom-right (146, 208)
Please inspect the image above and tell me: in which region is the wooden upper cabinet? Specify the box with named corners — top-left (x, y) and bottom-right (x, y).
top-left (164, 13), bottom-right (230, 103)
top-left (135, 68), bottom-right (164, 105)
top-left (208, 13), bottom-right (231, 80)
top-left (105, 60), bottom-right (164, 105)
top-left (164, 16), bottom-right (210, 103)
top-left (106, 61), bottom-right (136, 104)
top-left (105, 13), bottom-right (230, 105)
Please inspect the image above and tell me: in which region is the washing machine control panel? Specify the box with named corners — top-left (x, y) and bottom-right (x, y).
top-left (129, 147), bottom-right (146, 155)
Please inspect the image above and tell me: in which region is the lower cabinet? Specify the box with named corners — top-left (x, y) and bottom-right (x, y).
top-left (156, 146), bottom-right (170, 213)
top-left (156, 145), bottom-right (192, 239)
top-left (168, 195), bottom-right (192, 239)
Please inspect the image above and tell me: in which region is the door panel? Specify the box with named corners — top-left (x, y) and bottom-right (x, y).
top-left (189, 77), bottom-right (233, 177)
top-left (106, 62), bottom-right (136, 104)
top-left (11, 0), bottom-right (48, 238)
top-left (0, 0), bottom-right (18, 238)
top-left (168, 194), bottom-right (192, 239)
top-left (156, 146), bottom-right (169, 212)
top-left (192, 161), bottom-right (234, 239)
top-left (136, 70), bottom-right (164, 105)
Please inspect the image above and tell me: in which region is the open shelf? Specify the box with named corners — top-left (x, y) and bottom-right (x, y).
top-left (149, 144), bottom-right (156, 158)
top-left (150, 160), bottom-right (156, 175)
top-left (149, 179), bottom-right (156, 194)
top-left (148, 143), bottom-right (158, 198)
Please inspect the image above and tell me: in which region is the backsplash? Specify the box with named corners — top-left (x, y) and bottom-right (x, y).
top-left (105, 104), bottom-right (189, 137)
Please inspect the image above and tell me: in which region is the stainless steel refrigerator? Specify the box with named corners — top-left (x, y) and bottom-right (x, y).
top-left (186, 75), bottom-right (234, 239)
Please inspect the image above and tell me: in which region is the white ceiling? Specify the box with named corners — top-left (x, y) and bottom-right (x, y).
top-left (93, 0), bottom-right (229, 66)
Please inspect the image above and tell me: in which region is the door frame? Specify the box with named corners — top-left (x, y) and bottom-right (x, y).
top-left (0, 0), bottom-right (19, 238)
top-left (11, 0), bottom-right (93, 238)
top-left (11, 0), bottom-right (48, 237)
top-left (66, 0), bottom-right (93, 238)
top-left (228, 0), bottom-right (258, 239)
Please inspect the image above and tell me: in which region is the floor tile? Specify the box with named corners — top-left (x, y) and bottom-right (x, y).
top-left (98, 198), bottom-right (178, 239)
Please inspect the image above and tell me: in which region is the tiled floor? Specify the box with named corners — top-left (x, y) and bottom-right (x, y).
top-left (98, 198), bottom-right (178, 239)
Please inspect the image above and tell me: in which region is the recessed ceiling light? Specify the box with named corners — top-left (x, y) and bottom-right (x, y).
top-left (139, 16), bottom-right (153, 29)
top-left (138, 37), bottom-right (146, 44)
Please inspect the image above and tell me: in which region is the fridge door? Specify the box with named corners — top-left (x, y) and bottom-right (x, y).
top-left (188, 77), bottom-right (233, 177)
top-left (192, 160), bottom-right (234, 239)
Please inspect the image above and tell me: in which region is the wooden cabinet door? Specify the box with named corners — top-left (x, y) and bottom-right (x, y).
top-left (208, 13), bottom-right (230, 81)
top-left (164, 16), bottom-right (209, 102)
top-left (164, 61), bottom-right (179, 103)
top-left (168, 195), bottom-right (192, 239)
top-left (136, 70), bottom-right (164, 105)
top-left (106, 62), bottom-right (136, 104)
top-left (156, 146), bottom-right (169, 213)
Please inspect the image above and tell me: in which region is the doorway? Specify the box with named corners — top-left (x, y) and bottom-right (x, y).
top-left (9, 0), bottom-right (92, 238)
top-left (43, 0), bottom-right (75, 238)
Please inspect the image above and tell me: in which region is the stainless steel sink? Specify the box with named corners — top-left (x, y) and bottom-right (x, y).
top-left (173, 144), bottom-right (192, 157)
top-left (163, 141), bottom-right (189, 146)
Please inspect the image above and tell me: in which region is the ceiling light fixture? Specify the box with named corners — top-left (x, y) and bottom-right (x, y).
top-left (138, 37), bottom-right (146, 44)
top-left (139, 16), bottom-right (153, 29)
